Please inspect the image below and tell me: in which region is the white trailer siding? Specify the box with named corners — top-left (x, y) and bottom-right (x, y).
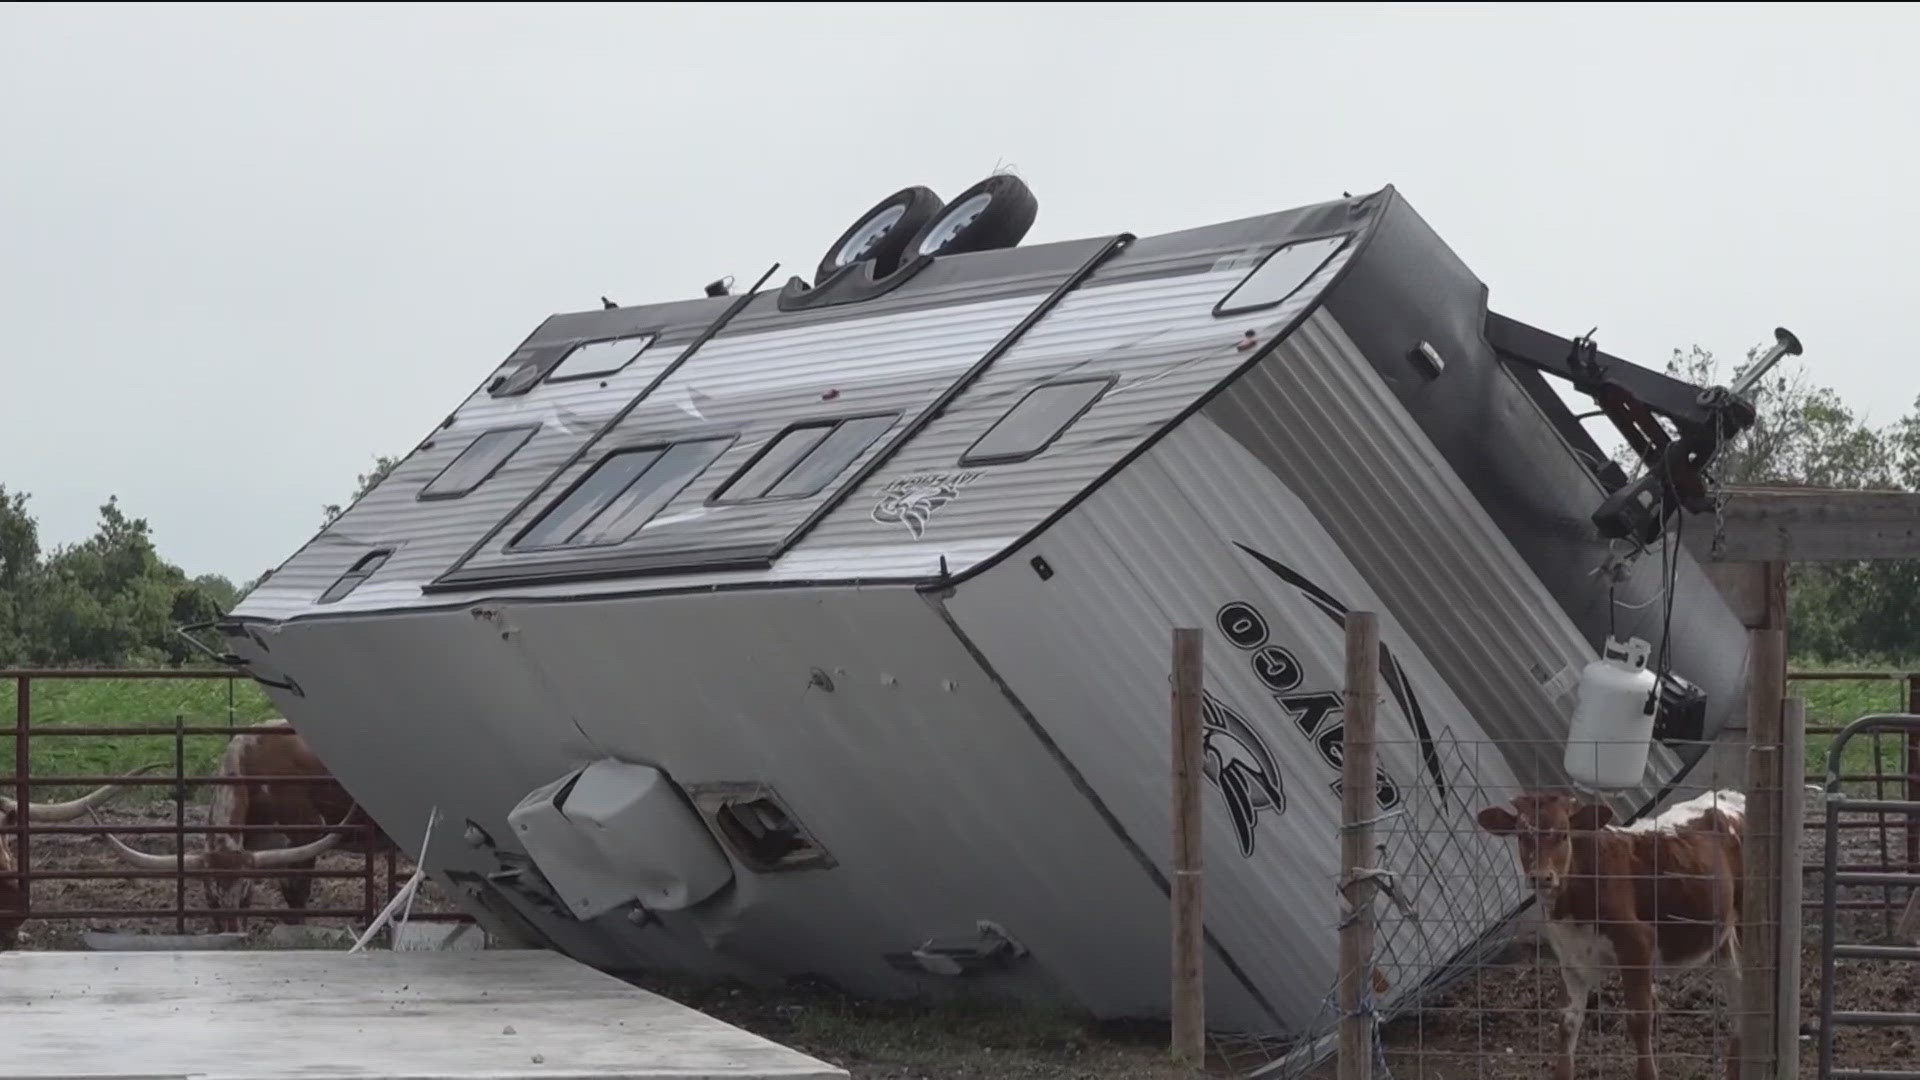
top-left (945, 416), bottom-right (1524, 1027)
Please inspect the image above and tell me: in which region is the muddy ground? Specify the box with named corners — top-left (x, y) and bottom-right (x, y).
top-left (15, 800), bottom-right (461, 951)
top-left (12, 804), bottom-right (1914, 1080)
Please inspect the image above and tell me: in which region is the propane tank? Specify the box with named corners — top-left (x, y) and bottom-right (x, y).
top-left (1563, 636), bottom-right (1660, 789)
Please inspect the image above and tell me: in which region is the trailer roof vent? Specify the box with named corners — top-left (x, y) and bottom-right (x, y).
top-left (318, 549), bottom-right (391, 604)
top-left (545, 334), bottom-right (656, 383)
top-left (1214, 234), bottom-right (1349, 317)
top-left (962, 377), bottom-right (1111, 465)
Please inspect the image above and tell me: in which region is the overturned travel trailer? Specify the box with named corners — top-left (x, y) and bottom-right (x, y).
top-left (223, 178), bottom-right (1775, 1036)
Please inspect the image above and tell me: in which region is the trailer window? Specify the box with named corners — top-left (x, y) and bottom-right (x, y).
top-left (419, 426), bottom-right (538, 501)
top-left (545, 334), bottom-right (656, 383)
top-left (514, 438), bottom-right (733, 549)
top-left (1214, 235), bottom-right (1349, 317)
top-left (961, 378), bottom-right (1111, 465)
top-left (318, 549), bottom-right (391, 604)
top-left (715, 414), bottom-right (899, 501)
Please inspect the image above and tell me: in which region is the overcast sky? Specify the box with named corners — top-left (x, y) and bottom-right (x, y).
top-left (3, 3), bottom-right (1914, 580)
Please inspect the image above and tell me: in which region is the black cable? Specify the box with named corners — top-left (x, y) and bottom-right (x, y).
top-left (1658, 491), bottom-right (1684, 683)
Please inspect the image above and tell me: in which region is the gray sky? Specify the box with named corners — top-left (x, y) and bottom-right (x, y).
top-left (4, 3), bottom-right (1915, 581)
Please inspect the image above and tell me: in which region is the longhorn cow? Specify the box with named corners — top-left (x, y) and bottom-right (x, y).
top-left (97, 719), bottom-right (389, 930)
top-left (1, 764), bottom-right (164, 949)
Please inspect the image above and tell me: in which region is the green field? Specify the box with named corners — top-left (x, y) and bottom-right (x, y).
top-left (1, 675), bottom-right (278, 801)
top-left (1788, 673), bottom-right (1912, 790)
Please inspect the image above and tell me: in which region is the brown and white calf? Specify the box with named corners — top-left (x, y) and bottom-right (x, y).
top-left (1478, 789), bottom-right (1746, 1080)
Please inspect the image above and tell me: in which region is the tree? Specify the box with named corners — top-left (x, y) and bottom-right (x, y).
top-left (321, 454), bottom-right (400, 527)
top-left (0, 494), bottom-right (238, 667)
top-left (190, 574), bottom-right (241, 613)
top-left (1656, 345), bottom-right (1920, 663)
top-left (0, 486), bottom-right (37, 590)
top-left (0, 487), bottom-right (37, 662)
top-left (1664, 345), bottom-right (1894, 489)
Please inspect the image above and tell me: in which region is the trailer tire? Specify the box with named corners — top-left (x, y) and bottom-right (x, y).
top-left (815, 186), bottom-right (944, 285)
top-left (907, 174), bottom-right (1038, 261)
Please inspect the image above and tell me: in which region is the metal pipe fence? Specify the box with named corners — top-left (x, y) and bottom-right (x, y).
top-left (1791, 672), bottom-right (1920, 926)
top-left (2, 668), bottom-right (466, 940)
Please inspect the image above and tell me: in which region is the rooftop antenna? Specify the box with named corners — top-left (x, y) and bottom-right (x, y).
top-left (704, 275), bottom-right (734, 298)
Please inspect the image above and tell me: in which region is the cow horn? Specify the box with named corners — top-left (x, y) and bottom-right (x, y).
top-left (89, 810), bottom-right (209, 871)
top-left (0, 763), bottom-right (167, 822)
top-left (247, 805), bottom-right (359, 869)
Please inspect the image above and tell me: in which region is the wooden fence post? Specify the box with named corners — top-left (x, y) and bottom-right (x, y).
top-left (1776, 696), bottom-right (1806, 1078)
top-left (1339, 612), bottom-right (1380, 1080)
top-left (1741, 625), bottom-right (1786, 1080)
top-left (1171, 628), bottom-right (1206, 1066)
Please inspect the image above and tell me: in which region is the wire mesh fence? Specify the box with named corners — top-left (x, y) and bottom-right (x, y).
top-left (1206, 731), bottom-right (1800, 1080)
top-left (1198, 684), bottom-right (1920, 1068)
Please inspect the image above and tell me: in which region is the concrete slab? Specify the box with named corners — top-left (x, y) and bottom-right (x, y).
top-left (392, 919), bottom-right (484, 951)
top-left (0, 950), bottom-right (846, 1080)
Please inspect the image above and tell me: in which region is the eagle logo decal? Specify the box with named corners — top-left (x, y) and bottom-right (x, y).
top-left (871, 470), bottom-right (982, 539)
top-left (1198, 689), bottom-right (1287, 857)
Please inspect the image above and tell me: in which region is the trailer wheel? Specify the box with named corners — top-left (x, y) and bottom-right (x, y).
top-left (908, 174), bottom-right (1038, 261)
top-left (815, 186), bottom-right (944, 285)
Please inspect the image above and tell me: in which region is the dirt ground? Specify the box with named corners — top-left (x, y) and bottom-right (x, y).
top-left (11, 803), bottom-right (1914, 1080)
top-left (15, 800), bottom-right (461, 951)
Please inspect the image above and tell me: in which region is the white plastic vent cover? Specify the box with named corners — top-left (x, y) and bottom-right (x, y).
top-left (506, 759), bottom-right (733, 920)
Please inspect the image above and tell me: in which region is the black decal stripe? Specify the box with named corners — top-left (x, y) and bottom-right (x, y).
top-left (1235, 543), bottom-right (1346, 623)
top-left (1381, 649), bottom-right (1448, 801)
top-left (925, 595), bottom-right (1289, 1029)
top-left (1222, 770), bottom-right (1257, 858)
top-left (1235, 542), bottom-right (1448, 799)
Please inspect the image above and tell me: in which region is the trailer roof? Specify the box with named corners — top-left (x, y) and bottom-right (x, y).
top-left (236, 188), bottom-right (1390, 621)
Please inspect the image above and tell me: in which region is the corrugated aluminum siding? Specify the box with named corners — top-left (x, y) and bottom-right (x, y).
top-left (944, 417), bottom-right (1525, 1031)
top-left (239, 307), bottom-right (711, 619)
top-left (807, 237), bottom-right (1356, 558)
top-left (1203, 309), bottom-right (1680, 812)
top-left (237, 221), bottom-right (1362, 622)
top-left (449, 291), bottom-right (1048, 578)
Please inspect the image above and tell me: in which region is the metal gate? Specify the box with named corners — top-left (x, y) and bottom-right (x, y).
top-left (1817, 713), bottom-right (1920, 1080)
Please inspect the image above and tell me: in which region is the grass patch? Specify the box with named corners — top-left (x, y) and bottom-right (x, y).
top-left (0, 675), bottom-right (277, 800)
top-left (1788, 669), bottom-right (1913, 791)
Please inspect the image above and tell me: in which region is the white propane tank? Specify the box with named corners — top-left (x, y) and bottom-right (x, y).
top-left (1563, 636), bottom-right (1660, 789)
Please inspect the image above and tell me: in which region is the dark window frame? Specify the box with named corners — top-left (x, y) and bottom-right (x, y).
top-left (541, 332), bottom-right (659, 385)
top-left (318, 549), bottom-right (392, 604)
top-left (707, 412), bottom-right (902, 505)
top-left (959, 376), bottom-right (1114, 466)
top-left (507, 435), bottom-right (738, 553)
top-left (417, 424), bottom-right (540, 502)
top-left (1211, 233), bottom-right (1351, 318)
